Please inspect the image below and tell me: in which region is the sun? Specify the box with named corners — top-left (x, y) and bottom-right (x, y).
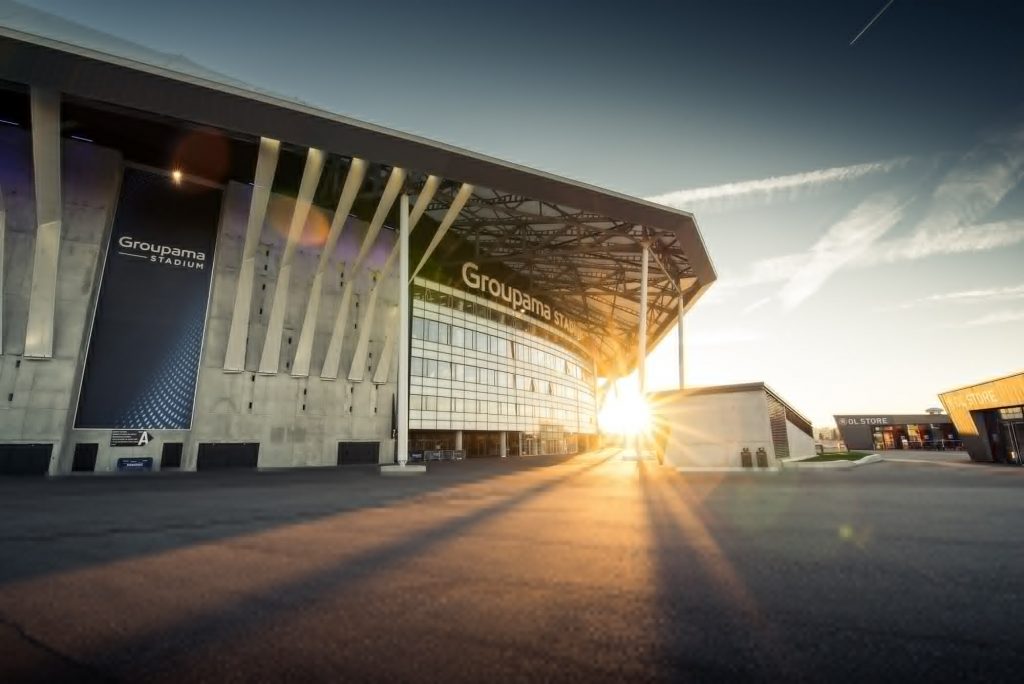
top-left (598, 385), bottom-right (651, 436)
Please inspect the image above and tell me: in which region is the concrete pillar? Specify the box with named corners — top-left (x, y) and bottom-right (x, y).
top-left (396, 194), bottom-right (410, 465)
top-left (500, 431), bottom-right (507, 458)
top-left (24, 88), bottom-right (61, 359)
top-left (455, 430), bottom-right (463, 452)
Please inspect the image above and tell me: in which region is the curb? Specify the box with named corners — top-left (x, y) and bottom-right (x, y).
top-left (675, 466), bottom-right (781, 474)
top-left (781, 453), bottom-right (882, 470)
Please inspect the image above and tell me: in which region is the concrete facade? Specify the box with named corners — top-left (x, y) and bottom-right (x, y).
top-left (0, 126), bottom-right (399, 473)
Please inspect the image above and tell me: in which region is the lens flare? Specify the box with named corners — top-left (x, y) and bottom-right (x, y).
top-left (598, 386), bottom-right (651, 436)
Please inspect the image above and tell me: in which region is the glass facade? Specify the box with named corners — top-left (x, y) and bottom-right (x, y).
top-left (410, 277), bottom-right (597, 456)
top-left (870, 423), bottom-right (961, 450)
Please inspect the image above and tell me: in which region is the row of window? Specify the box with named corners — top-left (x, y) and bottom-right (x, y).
top-left (411, 314), bottom-right (588, 382)
top-left (411, 356), bottom-right (579, 399)
top-left (413, 283), bottom-right (585, 355)
top-left (411, 394), bottom-right (579, 422)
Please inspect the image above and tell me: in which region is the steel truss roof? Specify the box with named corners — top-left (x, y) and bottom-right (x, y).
top-left (423, 182), bottom-right (707, 376)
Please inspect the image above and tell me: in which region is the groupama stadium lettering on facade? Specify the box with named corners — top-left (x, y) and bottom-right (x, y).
top-left (461, 262), bottom-right (577, 334)
top-left (117, 236), bottom-right (207, 270)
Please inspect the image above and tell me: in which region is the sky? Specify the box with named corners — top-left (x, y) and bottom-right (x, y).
top-left (4, 0), bottom-right (1024, 426)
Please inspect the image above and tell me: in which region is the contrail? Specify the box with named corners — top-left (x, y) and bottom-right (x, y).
top-left (850, 0), bottom-right (897, 46)
top-left (644, 157), bottom-right (908, 208)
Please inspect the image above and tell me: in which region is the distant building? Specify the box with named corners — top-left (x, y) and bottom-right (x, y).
top-left (833, 414), bottom-right (960, 452)
top-left (939, 371), bottom-right (1024, 464)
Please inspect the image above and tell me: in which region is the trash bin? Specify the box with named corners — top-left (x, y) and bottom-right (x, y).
top-left (740, 448), bottom-right (753, 468)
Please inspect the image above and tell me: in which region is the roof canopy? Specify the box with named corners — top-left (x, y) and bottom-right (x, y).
top-left (0, 22), bottom-right (716, 375)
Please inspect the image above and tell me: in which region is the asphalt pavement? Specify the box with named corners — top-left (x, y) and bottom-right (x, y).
top-left (1, 449), bottom-right (1023, 682)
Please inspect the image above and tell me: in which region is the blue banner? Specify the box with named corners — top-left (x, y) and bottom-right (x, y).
top-left (75, 168), bottom-right (221, 429)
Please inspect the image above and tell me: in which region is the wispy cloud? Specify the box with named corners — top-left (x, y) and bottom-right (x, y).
top-left (872, 219), bottom-right (1024, 263)
top-left (644, 157), bottom-right (909, 209)
top-left (874, 124), bottom-right (1024, 262)
top-left (740, 296), bottom-right (772, 315)
top-left (961, 310), bottom-right (1024, 328)
top-left (711, 124), bottom-right (1024, 309)
top-left (895, 284), bottom-right (1024, 310)
top-left (779, 193), bottom-right (905, 309)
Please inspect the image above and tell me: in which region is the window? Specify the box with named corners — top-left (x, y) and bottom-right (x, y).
top-left (452, 327), bottom-right (464, 348)
top-left (454, 364), bottom-right (464, 381)
top-left (437, 397), bottom-right (452, 412)
top-left (476, 332), bottom-right (489, 353)
top-left (412, 317), bottom-right (425, 339)
top-left (424, 396), bottom-right (437, 410)
top-left (425, 359), bottom-right (437, 378)
top-left (438, 361), bottom-right (452, 380)
top-left (465, 366), bottom-right (477, 383)
top-left (410, 395), bottom-right (422, 410)
top-left (411, 357), bottom-right (423, 376)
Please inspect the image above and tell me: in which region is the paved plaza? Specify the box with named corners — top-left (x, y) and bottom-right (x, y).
top-left (1, 449), bottom-right (1023, 682)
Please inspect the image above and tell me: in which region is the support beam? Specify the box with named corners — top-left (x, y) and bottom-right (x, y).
top-left (258, 147), bottom-right (325, 374)
top-left (677, 276), bottom-right (698, 389)
top-left (396, 193), bottom-right (411, 467)
top-left (224, 137), bottom-right (280, 371)
top-left (347, 176), bottom-right (440, 381)
top-left (291, 157), bottom-right (367, 377)
top-left (410, 182), bottom-right (473, 281)
top-left (321, 166), bottom-right (405, 379)
top-left (24, 88), bottom-right (61, 359)
top-left (638, 242), bottom-right (649, 395)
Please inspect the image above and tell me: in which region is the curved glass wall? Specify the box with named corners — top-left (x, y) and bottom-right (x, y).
top-left (410, 277), bottom-right (597, 456)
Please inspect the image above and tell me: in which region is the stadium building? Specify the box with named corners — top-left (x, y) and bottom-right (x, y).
top-left (0, 19), bottom-right (715, 475)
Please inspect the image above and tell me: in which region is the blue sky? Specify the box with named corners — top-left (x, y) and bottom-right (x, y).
top-left (6, 0), bottom-right (1024, 425)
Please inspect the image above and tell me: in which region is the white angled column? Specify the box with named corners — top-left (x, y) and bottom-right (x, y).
top-left (24, 88), bottom-right (61, 359)
top-left (291, 157), bottom-right (367, 377)
top-left (347, 176), bottom-right (440, 381)
top-left (410, 182), bottom-right (474, 281)
top-left (224, 137), bottom-right (280, 372)
top-left (371, 307), bottom-right (398, 384)
top-left (258, 148), bottom-right (325, 374)
top-left (396, 193), bottom-right (411, 467)
top-left (321, 166), bottom-right (405, 379)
